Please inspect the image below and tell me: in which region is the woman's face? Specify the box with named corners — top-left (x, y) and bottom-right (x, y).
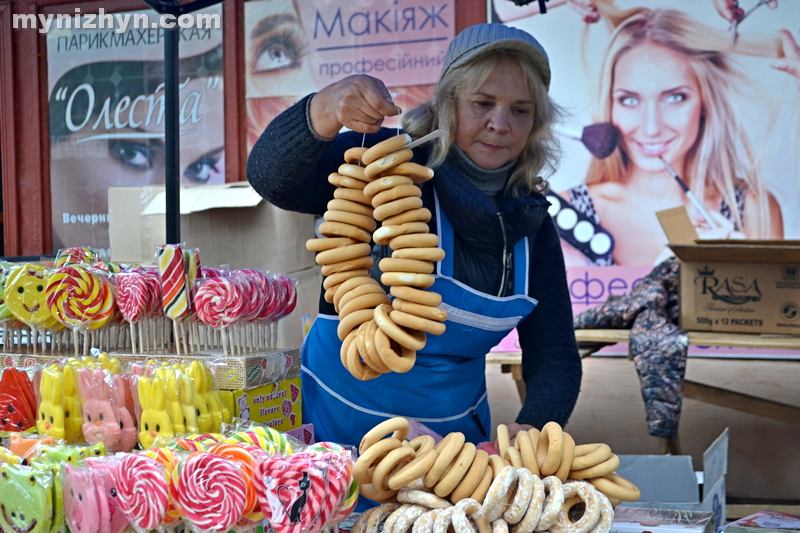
top-left (454, 58), bottom-right (536, 170)
top-left (50, 76), bottom-right (225, 251)
top-left (611, 41), bottom-right (703, 175)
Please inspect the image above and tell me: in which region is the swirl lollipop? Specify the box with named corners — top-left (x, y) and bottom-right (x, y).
top-left (273, 274), bottom-right (298, 320)
top-left (115, 272), bottom-right (150, 323)
top-left (170, 452), bottom-right (247, 532)
top-left (207, 443), bottom-right (261, 524)
top-left (45, 265), bottom-right (115, 330)
top-left (55, 246), bottom-right (100, 267)
top-left (116, 453), bottom-right (169, 531)
top-left (194, 277), bottom-right (247, 328)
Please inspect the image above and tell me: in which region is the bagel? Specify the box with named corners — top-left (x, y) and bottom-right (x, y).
top-left (390, 309), bottom-right (446, 335)
top-left (318, 221), bottom-right (372, 243)
top-left (392, 298), bottom-right (448, 322)
top-left (364, 175), bottom-right (415, 198)
top-left (328, 172), bottom-right (367, 190)
top-left (334, 187), bottom-right (372, 205)
top-left (320, 255), bottom-right (374, 276)
top-left (372, 183), bottom-right (422, 207)
top-left (383, 207), bottom-right (433, 226)
top-left (390, 233), bottom-right (440, 250)
top-left (373, 196), bottom-right (424, 222)
top-left (327, 198), bottom-right (374, 217)
top-left (380, 161), bottom-right (435, 182)
top-left (306, 237), bottom-right (356, 252)
top-left (344, 146), bottom-right (368, 165)
top-left (381, 272), bottom-right (436, 289)
top-left (361, 133), bottom-right (411, 165)
top-left (365, 148), bottom-right (414, 179)
top-left (373, 222), bottom-right (431, 246)
top-left (391, 285), bottom-right (443, 307)
top-left (324, 209), bottom-right (378, 232)
top-left (379, 257), bottom-right (435, 274)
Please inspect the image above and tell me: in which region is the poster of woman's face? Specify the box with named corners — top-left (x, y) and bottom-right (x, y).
top-left (495, 0), bottom-right (800, 270)
top-left (47, 6), bottom-right (224, 256)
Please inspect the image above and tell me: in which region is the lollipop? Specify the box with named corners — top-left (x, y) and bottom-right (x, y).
top-left (273, 274), bottom-right (298, 320)
top-left (45, 265), bottom-right (115, 329)
top-left (6, 264), bottom-right (56, 327)
top-left (144, 448), bottom-right (181, 524)
top-left (115, 271), bottom-right (151, 323)
top-left (303, 444), bottom-right (356, 525)
top-left (157, 244), bottom-right (190, 320)
top-left (55, 246), bottom-right (101, 267)
top-left (170, 452), bottom-right (247, 532)
top-left (254, 455), bottom-right (329, 533)
top-left (116, 454), bottom-right (170, 531)
top-left (166, 438), bottom-right (205, 452)
top-left (207, 443), bottom-right (261, 523)
top-left (225, 426), bottom-right (293, 455)
top-left (0, 261), bottom-right (15, 321)
top-left (194, 276), bottom-right (247, 328)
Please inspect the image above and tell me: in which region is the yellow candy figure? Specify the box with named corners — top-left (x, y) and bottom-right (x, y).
top-left (61, 364), bottom-right (83, 443)
top-left (6, 265), bottom-right (54, 327)
top-left (37, 366), bottom-right (66, 441)
top-left (137, 376), bottom-right (174, 449)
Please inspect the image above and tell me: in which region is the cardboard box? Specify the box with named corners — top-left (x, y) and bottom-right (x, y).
top-left (658, 207), bottom-right (800, 335)
top-left (286, 424), bottom-right (315, 445)
top-left (617, 428), bottom-right (729, 531)
top-left (227, 378), bottom-right (302, 431)
top-left (612, 507), bottom-right (716, 533)
top-left (108, 182), bottom-right (316, 273)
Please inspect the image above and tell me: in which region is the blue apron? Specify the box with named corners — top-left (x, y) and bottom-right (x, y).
top-left (301, 192), bottom-right (538, 447)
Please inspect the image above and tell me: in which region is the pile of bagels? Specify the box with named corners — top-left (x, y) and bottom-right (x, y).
top-left (352, 417), bottom-right (641, 533)
top-left (306, 134), bottom-right (448, 381)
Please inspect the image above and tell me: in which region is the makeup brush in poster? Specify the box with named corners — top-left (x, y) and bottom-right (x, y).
top-left (658, 156), bottom-right (718, 229)
top-left (555, 123), bottom-right (620, 159)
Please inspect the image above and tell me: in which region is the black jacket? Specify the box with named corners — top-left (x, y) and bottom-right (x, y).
top-left (246, 95), bottom-right (582, 429)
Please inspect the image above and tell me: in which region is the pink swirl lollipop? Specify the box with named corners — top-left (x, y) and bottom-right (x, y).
top-left (254, 455), bottom-right (329, 533)
top-left (170, 452), bottom-right (247, 532)
top-left (201, 267), bottom-right (224, 279)
top-left (194, 277), bottom-right (247, 328)
top-left (115, 272), bottom-right (150, 323)
top-left (263, 275), bottom-right (286, 322)
top-left (274, 274), bottom-right (298, 320)
top-left (139, 269), bottom-right (163, 317)
top-left (236, 270), bottom-right (267, 322)
top-left (116, 454), bottom-right (169, 531)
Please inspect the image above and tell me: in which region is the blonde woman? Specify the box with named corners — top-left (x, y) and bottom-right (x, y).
top-left (550, 2), bottom-right (796, 266)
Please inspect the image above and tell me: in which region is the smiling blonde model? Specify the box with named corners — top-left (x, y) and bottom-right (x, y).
top-left (557, 4), bottom-right (793, 266)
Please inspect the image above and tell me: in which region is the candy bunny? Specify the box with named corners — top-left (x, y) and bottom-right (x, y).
top-left (61, 364), bottom-right (83, 443)
top-left (37, 365), bottom-right (66, 441)
top-left (112, 374), bottom-right (139, 453)
top-left (178, 371), bottom-right (200, 434)
top-left (157, 366), bottom-right (186, 434)
top-left (137, 376), bottom-right (174, 449)
top-left (79, 368), bottom-right (121, 449)
top-left (0, 462), bottom-right (53, 533)
top-left (64, 464), bottom-right (106, 533)
top-left (186, 362), bottom-right (213, 433)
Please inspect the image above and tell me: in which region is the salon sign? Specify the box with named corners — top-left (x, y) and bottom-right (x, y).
top-left (301, 0), bottom-right (453, 89)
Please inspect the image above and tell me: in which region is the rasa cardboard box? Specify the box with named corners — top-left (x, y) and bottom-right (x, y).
top-left (107, 182), bottom-right (316, 273)
top-left (658, 207), bottom-right (800, 335)
top-left (617, 428), bottom-right (729, 532)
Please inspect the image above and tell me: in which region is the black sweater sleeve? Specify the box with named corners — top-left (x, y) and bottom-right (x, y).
top-left (515, 215), bottom-right (582, 429)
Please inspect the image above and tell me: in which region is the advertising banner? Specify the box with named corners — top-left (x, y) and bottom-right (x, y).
top-left (46, 6), bottom-right (224, 256)
top-left (492, 0), bottom-right (800, 357)
top-left (244, 0), bottom-right (454, 99)
top-left (494, 2), bottom-right (800, 285)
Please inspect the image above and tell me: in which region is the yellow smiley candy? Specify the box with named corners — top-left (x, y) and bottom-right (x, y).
top-left (6, 265), bottom-right (54, 327)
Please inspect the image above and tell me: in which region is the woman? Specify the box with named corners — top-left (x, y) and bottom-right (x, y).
top-left (554, 4), bottom-right (788, 266)
top-left (246, 24), bottom-right (581, 452)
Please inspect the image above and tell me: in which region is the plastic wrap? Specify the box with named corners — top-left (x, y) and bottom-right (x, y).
top-left (0, 367), bottom-right (38, 432)
top-left (77, 367), bottom-right (121, 449)
top-left (0, 462), bottom-right (55, 533)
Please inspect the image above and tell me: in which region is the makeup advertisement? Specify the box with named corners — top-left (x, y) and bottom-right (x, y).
top-left (492, 0), bottom-right (800, 319)
top-left (244, 0), bottom-right (451, 150)
top-left (47, 6), bottom-right (224, 256)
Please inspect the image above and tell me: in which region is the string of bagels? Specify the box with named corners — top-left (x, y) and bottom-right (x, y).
top-left (352, 417), bottom-right (641, 533)
top-left (306, 133), bottom-right (447, 380)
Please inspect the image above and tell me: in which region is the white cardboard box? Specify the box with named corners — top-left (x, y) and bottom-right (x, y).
top-left (108, 182), bottom-right (316, 273)
top-left (616, 428), bottom-right (729, 531)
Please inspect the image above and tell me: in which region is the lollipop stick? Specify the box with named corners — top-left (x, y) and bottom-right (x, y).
top-left (173, 320), bottom-right (181, 355)
top-left (221, 328), bottom-right (228, 356)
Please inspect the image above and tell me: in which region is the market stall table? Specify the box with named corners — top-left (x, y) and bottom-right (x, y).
top-left (486, 329), bottom-right (800, 453)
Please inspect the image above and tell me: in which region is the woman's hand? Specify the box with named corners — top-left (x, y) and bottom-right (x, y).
top-left (694, 209), bottom-right (745, 240)
top-left (773, 29), bottom-right (800, 90)
top-left (712, 0), bottom-right (745, 22)
top-left (567, 0), bottom-right (600, 23)
top-left (308, 75), bottom-right (401, 138)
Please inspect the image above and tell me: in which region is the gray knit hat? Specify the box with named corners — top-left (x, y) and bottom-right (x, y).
top-left (440, 23), bottom-right (551, 89)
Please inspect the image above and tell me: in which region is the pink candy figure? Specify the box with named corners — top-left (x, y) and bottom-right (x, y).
top-left (112, 374), bottom-right (138, 453)
top-left (64, 464), bottom-right (104, 533)
top-left (87, 459), bottom-right (129, 533)
top-left (78, 368), bottom-right (121, 450)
